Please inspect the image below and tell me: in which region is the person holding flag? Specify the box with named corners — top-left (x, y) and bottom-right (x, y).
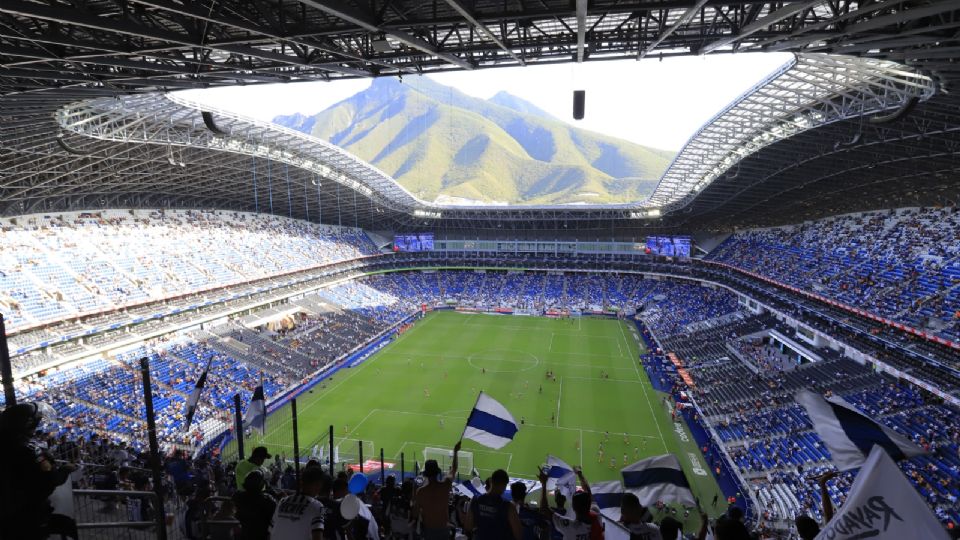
top-left (795, 389), bottom-right (950, 539)
top-left (537, 466), bottom-right (603, 540)
top-left (244, 379), bottom-right (267, 436)
top-left (413, 440), bottom-right (461, 540)
top-left (462, 392), bottom-right (519, 449)
top-left (182, 359), bottom-right (211, 433)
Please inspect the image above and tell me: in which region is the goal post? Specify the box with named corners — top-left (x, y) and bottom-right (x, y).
top-left (334, 437), bottom-right (376, 469)
top-left (424, 446), bottom-right (473, 476)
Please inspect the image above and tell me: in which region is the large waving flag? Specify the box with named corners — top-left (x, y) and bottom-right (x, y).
top-left (592, 480), bottom-right (625, 521)
top-left (621, 454), bottom-right (696, 507)
top-left (795, 389), bottom-right (924, 471)
top-left (545, 455), bottom-right (577, 498)
top-left (816, 446), bottom-right (948, 540)
top-left (462, 392), bottom-right (518, 449)
top-left (243, 383), bottom-right (266, 434)
top-left (182, 359), bottom-right (211, 432)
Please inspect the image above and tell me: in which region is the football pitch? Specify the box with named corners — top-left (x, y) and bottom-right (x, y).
top-left (237, 311), bottom-right (724, 519)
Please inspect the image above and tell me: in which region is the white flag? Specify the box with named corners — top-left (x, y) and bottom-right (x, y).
top-left (462, 392), bottom-right (519, 449)
top-left (621, 454), bottom-right (696, 507)
top-left (545, 455), bottom-right (577, 498)
top-left (815, 446), bottom-right (948, 540)
top-left (796, 389), bottom-right (924, 471)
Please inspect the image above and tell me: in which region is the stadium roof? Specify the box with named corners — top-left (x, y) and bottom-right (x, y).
top-left (3, 0), bottom-right (960, 233)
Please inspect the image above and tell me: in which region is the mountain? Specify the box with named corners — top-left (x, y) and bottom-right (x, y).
top-left (272, 77), bottom-right (674, 205)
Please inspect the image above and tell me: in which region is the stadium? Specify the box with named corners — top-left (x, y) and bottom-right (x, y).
top-left (1, 1), bottom-right (959, 539)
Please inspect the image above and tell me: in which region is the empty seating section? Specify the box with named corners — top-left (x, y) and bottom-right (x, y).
top-left (709, 207), bottom-right (960, 341)
top-left (0, 209), bottom-right (376, 332)
top-left (651, 314), bottom-right (960, 526)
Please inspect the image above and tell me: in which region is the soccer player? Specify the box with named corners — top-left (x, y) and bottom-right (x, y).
top-left (424, 388), bottom-right (430, 398)
top-left (623, 433), bottom-right (629, 445)
top-left (609, 457), bottom-right (616, 470)
top-left (439, 418), bottom-right (445, 429)
top-left (634, 446), bottom-right (640, 459)
top-left (622, 453), bottom-right (628, 467)
top-left (604, 431), bottom-right (610, 441)
top-left (597, 448), bottom-right (603, 463)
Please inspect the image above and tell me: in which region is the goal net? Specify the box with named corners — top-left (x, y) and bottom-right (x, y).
top-left (334, 438), bottom-right (376, 469)
top-left (424, 446), bottom-right (474, 477)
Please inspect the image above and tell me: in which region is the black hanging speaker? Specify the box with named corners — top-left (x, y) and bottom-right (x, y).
top-left (572, 90), bottom-right (585, 120)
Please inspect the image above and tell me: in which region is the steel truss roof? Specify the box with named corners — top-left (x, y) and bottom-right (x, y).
top-left (2, 0), bottom-right (960, 232)
top-left (1, 0), bottom-right (959, 95)
top-left (50, 52), bottom-right (936, 221)
top-left (650, 54), bottom-right (936, 210)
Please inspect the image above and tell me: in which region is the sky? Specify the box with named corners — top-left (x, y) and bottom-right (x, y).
top-left (180, 53), bottom-right (791, 152)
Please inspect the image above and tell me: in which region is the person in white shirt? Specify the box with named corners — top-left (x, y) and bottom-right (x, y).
top-left (619, 493), bottom-right (662, 540)
top-left (270, 466), bottom-right (327, 540)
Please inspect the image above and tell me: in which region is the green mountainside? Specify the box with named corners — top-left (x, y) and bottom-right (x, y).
top-left (273, 77), bottom-right (674, 204)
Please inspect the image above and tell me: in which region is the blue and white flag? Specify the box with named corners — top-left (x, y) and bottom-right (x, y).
top-left (621, 454), bottom-right (696, 507)
top-left (815, 446), bottom-right (948, 540)
top-left (592, 480), bottom-right (625, 521)
top-left (182, 359), bottom-right (211, 432)
top-left (243, 383), bottom-right (266, 434)
top-left (462, 392), bottom-right (518, 449)
top-left (545, 455), bottom-right (577, 498)
top-left (795, 389), bottom-right (924, 471)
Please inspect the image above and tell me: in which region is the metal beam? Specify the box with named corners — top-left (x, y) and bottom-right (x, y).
top-left (296, 0), bottom-right (473, 69)
top-left (639, 0), bottom-right (712, 59)
top-left (700, 0), bottom-right (823, 54)
top-left (576, 0), bottom-right (588, 63)
top-left (442, 0), bottom-right (525, 65)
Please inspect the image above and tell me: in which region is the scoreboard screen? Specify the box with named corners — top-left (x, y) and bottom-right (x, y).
top-left (645, 236), bottom-right (691, 257)
top-left (394, 233), bottom-right (434, 252)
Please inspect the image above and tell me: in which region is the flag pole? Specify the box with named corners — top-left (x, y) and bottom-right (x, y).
top-left (234, 393), bottom-right (245, 461)
top-left (461, 391), bottom-right (483, 442)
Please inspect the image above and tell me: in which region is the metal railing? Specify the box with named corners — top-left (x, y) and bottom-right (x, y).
top-left (72, 489), bottom-right (165, 539)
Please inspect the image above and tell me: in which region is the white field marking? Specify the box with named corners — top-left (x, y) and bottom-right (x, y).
top-left (617, 320), bottom-right (634, 360)
top-left (579, 429), bottom-right (584, 466)
top-left (372, 409), bottom-right (656, 439)
top-left (623, 326), bottom-right (669, 454)
top-left (268, 353), bottom-right (383, 435)
top-left (466, 350), bottom-right (541, 373)
top-left (547, 350), bottom-right (629, 359)
top-left (563, 376), bottom-right (644, 383)
top-left (556, 377), bottom-right (563, 427)
top-left (550, 332), bottom-right (613, 339)
top-left (393, 441), bottom-right (512, 467)
top-left (379, 348), bottom-right (628, 370)
top-left (267, 313), bottom-right (439, 435)
top-left (340, 408), bottom-right (380, 441)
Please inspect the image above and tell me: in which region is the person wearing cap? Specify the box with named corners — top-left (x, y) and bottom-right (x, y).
top-left (236, 446), bottom-right (271, 490)
top-left (413, 440), bottom-right (461, 540)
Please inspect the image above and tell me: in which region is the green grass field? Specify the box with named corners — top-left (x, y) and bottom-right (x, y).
top-left (235, 311), bottom-right (725, 525)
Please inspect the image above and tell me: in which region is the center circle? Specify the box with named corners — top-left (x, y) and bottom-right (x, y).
top-left (467, 349), bottom-right (540, 373)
